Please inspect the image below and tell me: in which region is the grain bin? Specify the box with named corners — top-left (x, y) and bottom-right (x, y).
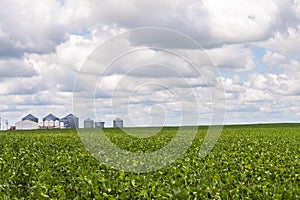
top-left (59, 121), bottom-right (65, 128)
top-left (84, 118), bottom-right (94, 128)
top-left (95, 121), bottom-right (105, 128)
top-left (54, 120), bottom-right (60, 127)
top-left (49, 120), bottom-right (54, 127)
top-left (113, 117), bottom-right (123, 128)
top-left (60, 114), bottom-right (79, 129)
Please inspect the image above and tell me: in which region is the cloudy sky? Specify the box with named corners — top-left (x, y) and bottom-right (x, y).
top-left (1, 0), bottom-right (300, 128)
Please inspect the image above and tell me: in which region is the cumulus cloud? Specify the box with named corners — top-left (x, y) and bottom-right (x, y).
top-left (262, 51), bottom-right (287, 67)
top-left (1, 0), bottom-right (300, 126)
top-left (0, 58), bottom-right (36, 78)
top-left (0, 76), bottom-right (45, 95)
top-left (208, 45), bottom-right (255, 72)
top-left (58, 0), bottom-right (300, 48)
top-left (260, 27), bottom-right (300, 55)
top-left (0, 0), bottom-right (66, 58)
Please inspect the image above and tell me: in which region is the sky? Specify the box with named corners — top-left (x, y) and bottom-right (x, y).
top-left (0, 0), bottom-right (300, 128)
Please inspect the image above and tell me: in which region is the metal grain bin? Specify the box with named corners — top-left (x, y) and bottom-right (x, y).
top-left (60, 114), bottom-right (79, 129)
top-left (95, 121), bottom-right (105, 128)
top-left (84, 118), bottom-right (94, 128)
top-left (113, 117), bottom-right (123, 128)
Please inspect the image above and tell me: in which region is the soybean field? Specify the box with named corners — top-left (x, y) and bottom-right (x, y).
top-left (0, 124), bottom-right (299, 199)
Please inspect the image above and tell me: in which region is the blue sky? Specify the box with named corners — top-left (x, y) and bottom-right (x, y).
top-left (0, 0), bottom-right (300, 128)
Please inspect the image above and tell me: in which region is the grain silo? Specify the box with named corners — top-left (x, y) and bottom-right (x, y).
top-left (59, 121), bottom-right (65, 129)
top-left (113, 118), bottom-right (123, 128)
top-left (49, 120), bottom-right (54, 127)
top-left (84, 118), bottom-right (94, 128)
top-left (60, 114), bottom-right (79, 129)
top-left (44, 120), bottom-right (49, 127)
top-left (54, 120), bottom-right (60, 127)
top-left (95, 121), bottom-right (105, 128)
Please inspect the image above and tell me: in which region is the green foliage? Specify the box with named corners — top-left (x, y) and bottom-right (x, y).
top-left (0, 125), bottom-right (299, 199)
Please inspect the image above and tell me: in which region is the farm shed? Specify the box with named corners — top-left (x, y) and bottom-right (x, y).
top-left (16, 120), bottom-right (38, 130)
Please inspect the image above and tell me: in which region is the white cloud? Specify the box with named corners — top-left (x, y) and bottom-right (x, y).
top-left (208, 45), bottom-right (255, 71)
top-left (263, 50), bottom-right (300, 73)
top-left (203, 0), bottom-right (278, 42)
top-left (0, 0), bottom-right (66, 57)
top-left (262, 51), bottom-right (287, 66)
top-left (0, 77), bottom-right (41, 95)
top-left (246, 73), bottom-right (300, 96)
top-left (59, 0), bottom-right (297, 47)
top-left (0, 58), bottom-right (36, 78)
top-left (221, 76), bottom-right (243, 93)
top-left (1, 0), bottom-right (300, 126)
top-left (260, 27), bottom-right (300, 55)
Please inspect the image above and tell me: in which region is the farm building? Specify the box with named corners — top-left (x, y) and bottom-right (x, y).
top-left (95, 121), bottom-right (105, 128)
top-left (43, 114), bottom-right (59, 122)
top-left (15, 113), bottom-right (80, 130)
top-left (113, 118), bottom-right (123, 128)
top-left (16, 120), bottom-right (38, 130)
top-left (42, 114), bottom-right (59, 128)
top-left (84, 118), bottom-right (94, 128)
top-left (22, 114), bottom-right (38, 123)
top-left (60, 114), bottom-right (79, 129)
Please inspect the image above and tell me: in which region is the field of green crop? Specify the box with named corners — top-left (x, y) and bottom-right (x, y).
top-left (0, 124), bottom-right (299, 199)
